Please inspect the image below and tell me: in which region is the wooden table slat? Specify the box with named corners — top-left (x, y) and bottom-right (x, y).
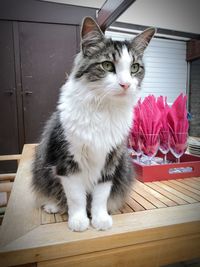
top-left (119, 203), bottom-right (134, 213)
top-left (164, 181), bottom-right (200, 201)
top-left (132, 181), bottom-right (167, 208)
top-left (145, 182), bottom-right (188, 205)
top-left (179, 178), bottom-right (200, 190)
top-left (41, 210), bottom-right (56, 224)
top-left (125, 196), bottom-right (145, 212)
top-left (170, 179), bottom-right (200, 195)
top-left (138, 181), bottom-right (177, 207)
top-left (129, 190), bottom-right (156, 210)
top-left (55, 213), bottom-right (65, 223)
top-left (192, 177), bottom-right (200, 182)
top-left (154, 181), bottom-right (197, 204)
top-left (61, 213), bottom-right (68, 222)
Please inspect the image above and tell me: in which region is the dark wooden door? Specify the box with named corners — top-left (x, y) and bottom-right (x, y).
top-left (19, 22), bottom-right (77, 143)
top-left (0, 21), bottom-right (19, 171)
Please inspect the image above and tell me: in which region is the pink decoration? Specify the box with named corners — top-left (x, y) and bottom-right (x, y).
top-left (129, 93), bottom-right (189, 164)
top-left (167, 93), bottom-right (189, 138)
top-left (167, 93), bottom-right (189, 161)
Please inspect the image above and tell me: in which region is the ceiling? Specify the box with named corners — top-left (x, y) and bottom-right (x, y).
top-left (41, 0), bottom-right (200, 35)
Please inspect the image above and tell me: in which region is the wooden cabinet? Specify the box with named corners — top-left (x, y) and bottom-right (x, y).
top-left (0, 21), bottom-right (77, 171)
top-left (0, 21), bottom-right (19, 154)
top-left (19, 22), bottom-right (77, 143)
top-left (0, 1), bottom-right (96, 172)
top-left (0, 21), bottom-right (19, 172)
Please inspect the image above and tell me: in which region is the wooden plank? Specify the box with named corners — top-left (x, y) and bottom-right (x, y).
top-left (41, 210), bottom-right (56, 224)
top-left (1, 203), bottom-right (200, 267)
top-left (0, 144), bottom-right (41, 247)
top-left (132, 181), bottom-right (167, 208)
top-left (164, 180), bottom-right (200, 201)
top-left (184, 177), bottom-right (200, 185)
top-left (125, 196), bottom-right (145, 212)
top-left (192, 177), bottom-right (200, 182)
top-left (130, 190), bottom-right (156, 210)
top-left (0, 155), bottom-right (21, 161)
top-left (180, 178), bottom-right (200, 190)
top-left (0, 182), bottom-right (13, 193)
top-left (61, 213), bottom-right (68, 222)
top-left (97, 0), bottom-right (136, 31)
top-left (170, 179), bottom-right (200, 196)
top-left (53, 212), bottom-right (68, 222)
top-left (119, 203), bottom-right (134, 213)
top-left (0, 192), bottom-right (7, 207)
top-left (154, 182), bottom-right (197, 204)
top-left (55, 213), bottom-right (64, 223)
top-left (145, 182), bottom-right (187, 205)
top-left (141, 181), bottom-right (177, 207)
top-left (110, 209), bottom-right (122, 215)
top-left (0, 173), bottom-right (16, 181)
top-left (37, 234), bottom-right (200, 267)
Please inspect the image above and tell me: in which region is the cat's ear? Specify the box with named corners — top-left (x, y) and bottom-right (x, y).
top-left (131, 28), bottom-right (156, 54)
top-left (81, 17), bottom-right (104, 39)
top-left (81, 17), bottom-right (104, 56)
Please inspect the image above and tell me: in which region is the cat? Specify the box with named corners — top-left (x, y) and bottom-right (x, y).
top-left (32, 17), bottom-right (155, 231)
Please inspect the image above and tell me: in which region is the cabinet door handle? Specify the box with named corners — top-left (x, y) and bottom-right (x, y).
top-left (25, 91), bottom-right (33, 95)
top-left (4, 89), bottom-right (15, 95)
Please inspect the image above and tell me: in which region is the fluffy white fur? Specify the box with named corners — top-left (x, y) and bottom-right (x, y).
top-left (91, 182), bottom-right (113, 230)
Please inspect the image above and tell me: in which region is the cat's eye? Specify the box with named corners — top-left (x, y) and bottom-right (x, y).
top-left (131, 63), bottom-right (140, 74)
top-left (101, 61), bottom-right (115, 72)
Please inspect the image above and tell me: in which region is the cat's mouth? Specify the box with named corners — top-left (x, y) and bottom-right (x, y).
top-left (117, 92), bottom-right (127, 97)
top-left (115, 90), bottom-right (129, 97)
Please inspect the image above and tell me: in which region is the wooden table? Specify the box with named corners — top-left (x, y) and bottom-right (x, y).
top-left (0, 144), bottom-right (200, 267)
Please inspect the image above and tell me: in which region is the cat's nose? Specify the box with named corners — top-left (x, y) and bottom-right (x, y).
top-left (119, 82), bottom-right (131, 90)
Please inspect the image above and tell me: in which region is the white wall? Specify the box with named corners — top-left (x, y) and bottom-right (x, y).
top-left (42, 0), bottom-right (200, 34)
top-left (42, 0), bottom-right (104, 8)
top-left (118, 0), bottom-right (200, 35)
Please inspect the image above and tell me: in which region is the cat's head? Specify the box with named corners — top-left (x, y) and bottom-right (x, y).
top-left (72, 17), bottom-right (156, 102)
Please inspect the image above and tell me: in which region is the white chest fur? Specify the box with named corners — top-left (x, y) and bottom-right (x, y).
top-left (58, 79), bottom-right (134, 189)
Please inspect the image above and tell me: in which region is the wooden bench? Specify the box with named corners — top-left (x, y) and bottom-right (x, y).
top-left (0, 154), bottom-right (21, 224)
top-left (0, 144), bottom-right (200, 267)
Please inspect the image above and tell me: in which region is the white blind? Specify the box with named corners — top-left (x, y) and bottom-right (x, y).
top-left (105, 31), bottom-right (187, 104)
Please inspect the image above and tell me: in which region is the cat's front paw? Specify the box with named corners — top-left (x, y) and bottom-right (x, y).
top-left (92, 213), bottom-right (113, 231)
top-left (68, 213), bottom-right (89, 232)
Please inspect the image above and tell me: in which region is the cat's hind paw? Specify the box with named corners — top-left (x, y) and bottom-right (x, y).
top-left (43, 203), bottom-right (60, 214)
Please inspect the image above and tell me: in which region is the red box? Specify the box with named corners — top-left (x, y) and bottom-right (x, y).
top-left (133, 153), bottom-right (200, 182)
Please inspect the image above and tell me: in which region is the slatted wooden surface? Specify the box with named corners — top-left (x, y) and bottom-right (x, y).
top-left (1, 145), bottom-right (200, 267)
top-left (40, 177), bottom-right (200, 225)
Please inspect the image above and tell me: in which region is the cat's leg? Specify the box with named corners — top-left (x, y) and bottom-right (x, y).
top-left (91, 181), bottom-right (113, 230)
top-left (60, 175), bottom-right (89, 232)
